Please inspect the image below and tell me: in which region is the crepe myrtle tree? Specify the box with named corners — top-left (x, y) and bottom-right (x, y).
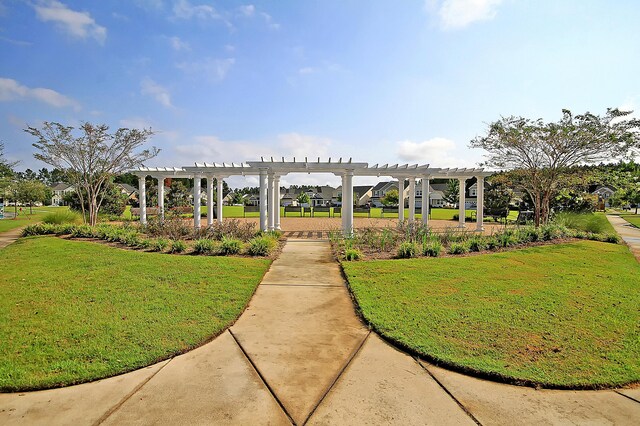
top-left (26, 122), bottom-right (159, 226)
top-left (471, 108), bottom-right (640, 226)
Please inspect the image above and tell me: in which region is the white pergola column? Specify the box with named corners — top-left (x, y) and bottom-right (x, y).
top-left (408, 177), bottom-right (416, 223)
top-left (476, 176), bottom-right (484, 231)
top-left (259, 169), bottom-right (268, 232)
top-left (267, 172), bottom-right (275, 231)
top-left (156, 176), bottom-right (165, 222)
top-left (340, 174), bottom-right (347, 231)
top-left (274, 175), bottom-right (281, 230)
top-left (193, 174), bottom-right (202, 228)
top-left (206, 176), bottom-right (214, 227)
top-left (138, 175), bottom-right (147, 225)
top-left (458, 177), bottom-right (466, 228)
top-left (398, 178), bottom-right (405, 224)
top-left (343, 170), bottom-right (354, 235)
top-left (216, 178), bottom-right (224, 225)
top-left (421, 177), bottom-right (430, 227)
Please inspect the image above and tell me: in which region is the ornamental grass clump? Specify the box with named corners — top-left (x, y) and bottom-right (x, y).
top-left (42, 209), bottom-right (81, 225)
top-left (247, 236), bottom-right (276, 256)
top-left (344, 248), bottom-right (362, 261)
top-left (220, 237), bottom-right (242, 255)
top-left (168, 239), bottom-right (187, 253)
top-left (422, 240), bottom-right (442, 257)
top-left (397, 241), bottom-right (419, 258)
top-left (194, 238), bottom-right (218, 255)
top-left (151, 238), bottom-right (169, 252)
top-left (468, 236), bottom-right (486, 252)
top-left (448, 241), bottom-right (469, 255)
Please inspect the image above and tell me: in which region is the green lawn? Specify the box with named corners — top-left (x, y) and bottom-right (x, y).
top-left (619, 213), bottom-right (640, 228)
top-left (343, 240), bottom-right (640, 388)
top-left (554, 211), bottom-right (615, 234)
top-left (0, 206), bottom-right (63, 233)
top-left (0, 236), bottom-right (270, 391)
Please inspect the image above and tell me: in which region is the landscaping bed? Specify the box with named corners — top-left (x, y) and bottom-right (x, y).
top-left (0, 236), bottom-right (271, 392)
top-left (342, 240), bottom-right (640, 389)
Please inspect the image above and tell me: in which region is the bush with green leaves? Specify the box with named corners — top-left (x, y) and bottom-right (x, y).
top-left (151, 238), bottom-right (169, 252)
top-left (42, 209), bottom-right (81, 225)
top-left (517, 226), bottom-right (542, 243)
top-left (448, 241), bottom-right (469, 255)
top-left (344, 248), bottom-right (362, 261)
top-left (22, 223), bottom-right (56, 237)
top-left (397, 241), bottom-right (419, 258)
top-left (468, 236), bottom-right (486, 252)
top-left (194, 238), bottom-right (218, 255)
top-left (168, 239), bottom-right (187, 253)
top-left (220, 237), bottom-right (242, 255)
top-left (138, 239), bottom-right (152, 249)
top-left (422, 240), bottom-right (442, 257)
top-left (247, 236), bottom-right (276, 256)
top-left (70, 225), bottom-right (95, 238)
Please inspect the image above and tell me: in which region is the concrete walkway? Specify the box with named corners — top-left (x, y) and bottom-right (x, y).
top-left (0, 226), bottom-right (26, 249)
top-left (607, 214), bottom-right (640, 261)
top-left (1, 239), bottom-right (639, 425)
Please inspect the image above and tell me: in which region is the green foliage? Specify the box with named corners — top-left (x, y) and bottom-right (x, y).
top-left (344, 248), bottom-right (362, 261)
top-left (381, 188), bottom-right (399, 206)
top-left (448, 241), bottom-right (469, 254)
top-left (194, 238), bottom-right (218, 255)
top-left (70, 224), bottom-right (95, 239)
top-left (467, 236), bottom-right (486, 252)
top-left (443, 179), bottom-right (460, 206)
top-left (554, 212), bottom-right (612, 234)
top-left (247, 236), bottom-right (276, 256)
top-left (220, 237), bottom-right (242, 255)
top-left (42, 209), bottom-right (81, 224)
top-left (297, 191), bottom-right (311, 205)
top-left (151, 238), bottom-right (169, 252)
top-left (169, 239), bottom-right (187, 253)
top-left (422, 240), bottom-right (442, 257)
top-left (397, 241), bottom-right (418, 258)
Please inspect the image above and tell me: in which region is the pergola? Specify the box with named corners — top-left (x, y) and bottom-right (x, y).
top-left (131, 158), bottom-right (492, 235)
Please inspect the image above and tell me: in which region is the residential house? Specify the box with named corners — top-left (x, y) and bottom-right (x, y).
top-left (50, 182), bottom-right (75, 206)
top-left (591, 184), bottom-right (615, 207)
top-left (116, 183), bottom-right (138, 202)
top-left (370, 181), bottom-right (410, 207)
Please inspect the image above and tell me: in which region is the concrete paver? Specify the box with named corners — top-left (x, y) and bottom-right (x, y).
top-left (102, 331), bottom-right (290, 425)
top-left (231, 240), bottom-right (369, 425)
top-left (422, 362), bottom-right (640, 425)
top-left (0, 361), bottom-right (169, 425)
top-left (607, 214), bottom-right (640, 261)
top-left (307, 334), bottom-right (475, 425)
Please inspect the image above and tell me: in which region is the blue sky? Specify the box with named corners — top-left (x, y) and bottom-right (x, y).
top-left (1, 0), bottom-right (639, 187)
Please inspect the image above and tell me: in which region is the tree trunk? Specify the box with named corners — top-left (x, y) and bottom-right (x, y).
top-left (29, 202), bottom-right (33, 215)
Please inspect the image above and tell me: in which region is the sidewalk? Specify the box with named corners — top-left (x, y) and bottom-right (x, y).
top-left (0, 226), bottom-right (26, 249)
top-left (607, 214), bottom-right (640, 261)
top-left (1, 239), bottom-right (638, 425)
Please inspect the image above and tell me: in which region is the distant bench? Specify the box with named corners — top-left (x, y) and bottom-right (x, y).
top-left (381, 206), bottom-right (398, 217)
top-left (284, 206), bottom-right (301, 217)
top-left (243, 206), bottom-right (260, 217)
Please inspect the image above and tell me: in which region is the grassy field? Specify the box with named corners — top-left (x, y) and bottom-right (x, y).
top-left (0, 236), bottom-right (270, 391)
top-left (0, 207), bottom-right (63, 233)
top-left (343, 240), bottom-right (640, 388)
top-left (134, 205), bottom-right (516, 222)
top-left (619, 213), bottom-right (640, 228)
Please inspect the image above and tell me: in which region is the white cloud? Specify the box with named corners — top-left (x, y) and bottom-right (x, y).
top-left (0, 77), bottom-right (80, 110)
top-left (173, 0), bottom-right (221, 20)
top-left (238, 4), bottom-right (255, 17)
top-left (277, 133), bottom-right (333, 159)
top-left (33, 0), bottom-right (107, 44)
top-left (119, 117), bottom-right (153, 129)
top-left (169, 36), bottom-right (190, 51)
top-left (176, 58), bottom-right (235, 81)
top-left (260, 12), bottom-right (280, 30)
top-left (0, 36), bottom-right (32, 46)
top-left (428, 0), bottom-right (503, 30)
top-left (140, 77), bottom-right (173, 108)
top-left (397, 137), bottom-right (475, 167)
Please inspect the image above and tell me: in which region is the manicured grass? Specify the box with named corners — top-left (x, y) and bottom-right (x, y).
top-left (343, 240), bottom-right (640, 388)
top-left (554, 211), bottom-right (615, 234)
top-left (0, 236), bottom-right (270, 391)
top-left (0, 207), bottom-right (64, 233)
top-left (619, 213), bottom-right (640, 228)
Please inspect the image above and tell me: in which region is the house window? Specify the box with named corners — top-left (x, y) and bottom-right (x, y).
top-left (470, 189), bottom-right (477, 197)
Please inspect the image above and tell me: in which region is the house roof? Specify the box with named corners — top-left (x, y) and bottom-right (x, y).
top-left (118, 183), bottom-right (137, 194)
top-left (51, 182), bottom-right (73, 191)
top-left (353, 185), bottom-right (372, 196)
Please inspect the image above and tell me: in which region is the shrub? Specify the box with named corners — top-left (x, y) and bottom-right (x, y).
top-left (344, 248), bottom-right (362, 261)
top-left (518, 226), bottom-right (541, 243)
top-left (151, 238), bottom-right (169, 252)
top-left (138, 239), bottom-right (152, 249)
top-left (22, 223), bottom-right (56, 236)
top-left (497, 232), bottom-right (517, 247)
top-left (554, 212), bottom-right (608, 234)
top-left (220, 237), bottom-right (242, 255)
top-left (70, 225), bottom-right (95, 238)
top-left (42, 209), bottom-right (81, 225)
top-left (468, 236), bottom-right (486, 252)
top-left (397, 241), bottom-right (419, 258)
top-left (423, 240), bottom-right (442, 257)
top-left (204, 219), bottom-right (257, 242)
top-left (485, 237), bottom-right (499, 250)
top-left (194, 238), bottom-right (218, 255)
top-left (599, 233), bottom-right (620, 244)
top-left (121, 231), bottom-right (141, 247)
top-left (448, 241), bottom-right (469, 255)
top-left (247, 236), bottom-right (276, 256)
top-left (168, 239), bottom-right (187, 253)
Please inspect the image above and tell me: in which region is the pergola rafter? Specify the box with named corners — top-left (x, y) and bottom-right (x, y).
top-left (131, 158), bottom-right (491, 235)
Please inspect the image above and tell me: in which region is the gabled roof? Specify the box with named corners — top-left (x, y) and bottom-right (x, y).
top-left (118, 183), bottom-right (137, 194)
top-left (51, 182), bottom-right (73, 191)
top-left (353, 185), bottom-right (372, 196)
